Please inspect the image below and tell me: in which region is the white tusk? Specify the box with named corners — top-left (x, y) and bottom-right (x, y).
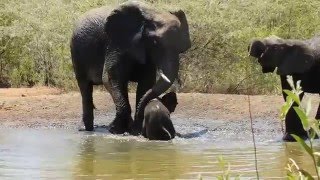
top-left (260, 52), bottom-right (264, 58)
top-left (159, 71), bottom-right (171, 83)
top-left (273, 67), bottom-right (278, 74)
top-left (139, 24), bottom-right (144, 34)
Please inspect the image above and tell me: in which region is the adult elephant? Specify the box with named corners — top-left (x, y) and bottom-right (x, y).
top-left (70, 1), bottom-right (191, 135)
top-left (248, 35), bottom-right (320, 141)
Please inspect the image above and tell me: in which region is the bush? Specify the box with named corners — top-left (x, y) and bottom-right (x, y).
top-left (160, 0), bottom-right (320, 94)
top-left (1, 0), bottom-right (320, 94)
top-left (281, 76), bottom-right (320, 179)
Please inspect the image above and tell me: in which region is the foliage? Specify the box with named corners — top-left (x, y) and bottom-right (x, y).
top-left (281, 76), bottom-right (320, 179)
top-left (198, 156), bottom-right (240, 180)
top-left (0, 0), bottom-right (120, 88)
top-left (1, 0), bottom-right (320, 93)
top-left (216, 156), bottom-right (241, 180)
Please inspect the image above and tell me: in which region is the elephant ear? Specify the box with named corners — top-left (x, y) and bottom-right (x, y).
top-left (170, 10), bottom-right (191, 53)
top-left (278, 45), bottom-right (315, 75)
top-left (104, 4), bottom-right (146, 64)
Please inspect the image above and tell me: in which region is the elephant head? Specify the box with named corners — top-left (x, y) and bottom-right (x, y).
top-left (104, 1), bottom-right (191, 133)
top-left (248, 36), bottom-right (315, 75)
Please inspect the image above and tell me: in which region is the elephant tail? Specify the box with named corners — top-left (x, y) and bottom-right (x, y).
top-left (176, 132), bottom-right (183, 137)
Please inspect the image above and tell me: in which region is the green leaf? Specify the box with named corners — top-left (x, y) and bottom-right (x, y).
top-left (296, 80), bottom-right (303, 94)
top-left (292, 134), bottom-right (313, 157)
top-left (286, 75), bottom-right (295, 90)
top-left (305, 98), bottom-right (312, 116)
top-left (317, 156), bottom-right (320, 167)
top-left (310, 120), bottom-right (320, 138)
top-left (296, 80), bottom-right (301, 89)
top-left (280, 107), bottom-right (289, 120)
top-left (310, 130), bottom-right (316, 140)
top-left (293, 107), bottom-right (309, 131)
top-left (280, 97), bottom-right (294, 120)
top-left (283, 89), bottom-right (301, 105)
top-left (286, 174), bottom-right (295, 180)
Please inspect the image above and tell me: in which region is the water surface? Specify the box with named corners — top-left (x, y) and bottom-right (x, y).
top-left (0, 117), bottom-right (318, 179)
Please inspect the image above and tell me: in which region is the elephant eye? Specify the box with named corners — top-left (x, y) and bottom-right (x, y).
top-left (273, 46), bottom-right (282, 51)
top-left (273, 45), bottom-right (284, 50)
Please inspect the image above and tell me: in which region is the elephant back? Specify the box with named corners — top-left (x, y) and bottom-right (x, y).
top-left (72, 6), bottom-right (112, 47)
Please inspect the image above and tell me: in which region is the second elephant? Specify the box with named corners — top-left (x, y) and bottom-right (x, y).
top-left (248, 35), bottom-right (320, 141)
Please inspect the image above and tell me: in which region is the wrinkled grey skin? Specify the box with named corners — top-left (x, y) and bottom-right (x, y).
top-left (142, 92), bottom-right (177, 140)
top-left (70, 1), bottom-right (191, 135)
top-left (248, 35), bottom-right (320, 141)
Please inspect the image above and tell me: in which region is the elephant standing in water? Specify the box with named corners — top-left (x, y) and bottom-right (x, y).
top-left (70, 1), bottom-right (191, 135)
top-left (143, 92), bottom-right (178, 140)
top-left (248, 35), bottom-right (320, 141)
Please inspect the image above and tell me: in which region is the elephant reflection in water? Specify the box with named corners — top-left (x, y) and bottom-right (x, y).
top-left (74, 135), bottom-right (201, 179)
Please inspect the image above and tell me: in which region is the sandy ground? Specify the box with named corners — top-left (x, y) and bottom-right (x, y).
top-left (0, 87), bottom-right (319, 129)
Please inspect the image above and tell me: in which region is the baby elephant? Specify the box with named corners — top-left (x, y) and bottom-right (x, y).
top-left (142, 92), bottom-right (178, 141)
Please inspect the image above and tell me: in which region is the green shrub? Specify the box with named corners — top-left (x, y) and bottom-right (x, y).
top-left (10, 58), bottom-right (36, 87)
top-left (281, 76), bottom-right (320, 179)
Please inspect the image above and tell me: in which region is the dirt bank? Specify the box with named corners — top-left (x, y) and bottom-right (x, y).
top-left (0, 87), bottom-right (318, 129)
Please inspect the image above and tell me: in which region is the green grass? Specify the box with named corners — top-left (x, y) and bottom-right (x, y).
top-left (1, 0), bottom-right (320, 94)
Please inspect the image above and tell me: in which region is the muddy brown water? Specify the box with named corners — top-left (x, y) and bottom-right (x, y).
top-left (0, 115), bottom-right (319, 179)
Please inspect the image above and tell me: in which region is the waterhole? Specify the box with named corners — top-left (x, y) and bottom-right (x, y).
top-left (0, 116), bottom-right (318, 179)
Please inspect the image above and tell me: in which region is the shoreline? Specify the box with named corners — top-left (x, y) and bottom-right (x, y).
top-left (1, 87), bottom-right (318, 129)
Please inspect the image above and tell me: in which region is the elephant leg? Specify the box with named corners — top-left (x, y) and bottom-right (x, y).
top-left (283, 98), bottom-right (307, 141)
top-left (280, 76), bottom-right (307, 141)
top-left (165, 121), bottom-right (176, 139)
top-left (103, 75), bottom-right (132, 134)
top-left (78, 81), bottom-right (94, 131)
top-left (142, 122), bottom-right (147, 138)
top-left (130, 66), bottom-right (156, 135)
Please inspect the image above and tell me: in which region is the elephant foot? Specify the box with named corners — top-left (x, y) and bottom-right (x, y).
top-left (282, 132), bottom-right (308, 142)
top-left (79, 116), bottom-right (94, 131)
top-left (108, 117), bottom-right (132, 134)
top-left (78, 120), bottom-right (94, 131)
top-left (129, 121), bottom-right (143, 136)
top-left (109, 124), bottom-right (127, 134)
top-left (78, 126), bottom-right (94, 131)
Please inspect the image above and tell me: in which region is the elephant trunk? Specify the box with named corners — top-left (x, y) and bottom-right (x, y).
top-left (153, 60), bottom-right (178, 96)
top-left (133, 59), bottom-right (178, 133)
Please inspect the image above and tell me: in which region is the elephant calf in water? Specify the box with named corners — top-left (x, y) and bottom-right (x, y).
top-left (142, 92), bottom-right (178, 140)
